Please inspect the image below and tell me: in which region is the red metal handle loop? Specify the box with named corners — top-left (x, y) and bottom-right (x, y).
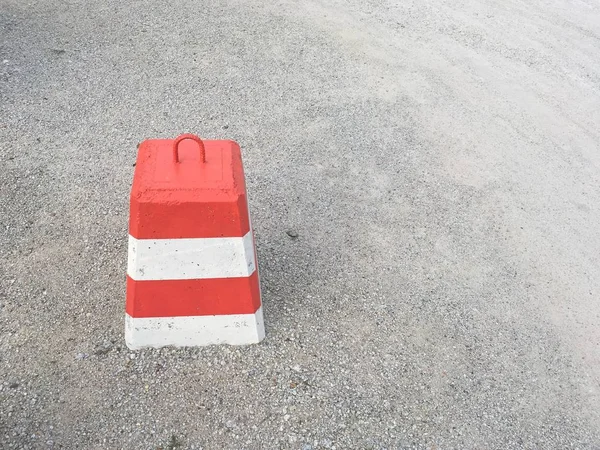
top-left (173, 134), bottom-right (206, 163)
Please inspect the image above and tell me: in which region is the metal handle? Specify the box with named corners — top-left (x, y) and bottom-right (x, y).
top-left (173, 134), bottom-right (206, 163)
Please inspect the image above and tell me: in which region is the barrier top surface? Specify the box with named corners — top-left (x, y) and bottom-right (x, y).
top-left (129, 135), bottom-right (250, 239)
top-left (131, 137), bottom-right (245, 199)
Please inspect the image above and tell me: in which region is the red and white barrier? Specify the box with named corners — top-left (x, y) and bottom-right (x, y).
top-left (125, 134), bottom-right (264, 349)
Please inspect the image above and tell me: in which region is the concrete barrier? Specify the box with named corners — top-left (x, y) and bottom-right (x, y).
top-left (125, 134), bottom-right (264, 349)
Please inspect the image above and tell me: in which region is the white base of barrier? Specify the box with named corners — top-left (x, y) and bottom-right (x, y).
top-left (125, 307), bottom-right (265, 349)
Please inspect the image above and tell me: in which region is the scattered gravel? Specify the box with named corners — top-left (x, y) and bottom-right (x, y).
top-left (1, 0), bottom-right (600, 448)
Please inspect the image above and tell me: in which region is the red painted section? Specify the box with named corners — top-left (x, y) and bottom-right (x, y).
top-left (126, 272), bottom-right (261, 318)
top-left (129, 138), bottom-right (250, 239)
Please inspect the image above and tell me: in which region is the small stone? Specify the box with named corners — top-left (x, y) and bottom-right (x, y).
top-left (286, 230), bottom-right (299, 238)
top-left (94, 344), bottom-right (111, 356)
top-left (9, 382), bottom-right (19, 389)
top-left (225, 420), bottom-right (236, 429)
top-left (129, 353), bottom-right (136, 360)
top-left (75, 353), bottom-right (88, 360)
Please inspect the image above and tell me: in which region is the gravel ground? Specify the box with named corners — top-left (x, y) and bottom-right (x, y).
top-left (1, 0), bottom-right (600, 448)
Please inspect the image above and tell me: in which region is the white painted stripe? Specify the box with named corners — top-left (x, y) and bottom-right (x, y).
top-left (128, 231), bottom-right (256, 281)
top-left (125, 307), bottom-right (265, 349)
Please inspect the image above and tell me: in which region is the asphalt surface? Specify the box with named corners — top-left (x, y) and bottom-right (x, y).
top-left (1, 0), bottom-right (600, 448)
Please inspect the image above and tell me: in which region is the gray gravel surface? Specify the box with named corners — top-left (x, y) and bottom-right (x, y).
top-left (1, 0), bottom-right (600, 448)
